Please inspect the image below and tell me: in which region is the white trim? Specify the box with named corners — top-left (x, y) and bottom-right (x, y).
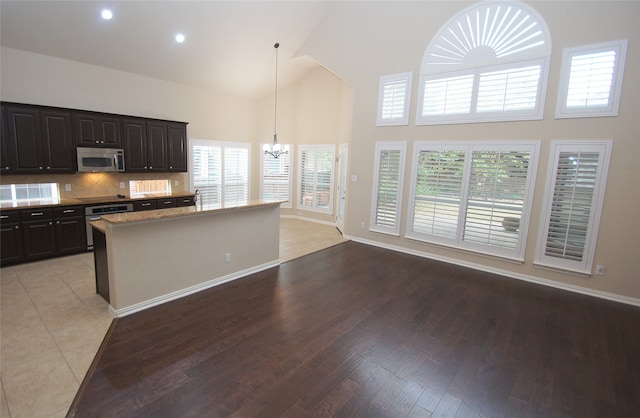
top-left (556, 39), bottom-right (628, 119)
top-left (345, 235), bottom-right (640, 308)
top-left (369, 141), bottom-right (407, 236)
top-left (109, 260), bottom-right (280, 317)
top-left (535, 140), bottom-right (612, 275)
top-left (377, 72), bottom-right (413, 126)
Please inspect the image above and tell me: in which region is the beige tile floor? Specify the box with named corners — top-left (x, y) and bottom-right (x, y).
top-left (0, 218), bottom-right (346, 418)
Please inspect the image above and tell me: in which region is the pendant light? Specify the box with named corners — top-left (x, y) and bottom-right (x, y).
top-left (265, 42), bottom-right (288, 159)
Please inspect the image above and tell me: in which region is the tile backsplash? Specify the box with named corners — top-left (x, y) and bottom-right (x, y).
top-left (1, 172), bottom-right (189, 198)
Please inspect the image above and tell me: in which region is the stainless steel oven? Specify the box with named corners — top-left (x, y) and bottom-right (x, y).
top-left (85, 203), bottom-right (133, 249)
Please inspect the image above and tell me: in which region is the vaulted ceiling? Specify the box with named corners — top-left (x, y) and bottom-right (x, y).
top-left (0, 1), bottom-right (336, 99)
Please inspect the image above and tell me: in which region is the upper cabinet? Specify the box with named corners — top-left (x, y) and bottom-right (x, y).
top-left (123, 118), bottom-right (187, 173)
top-left (73, 111), bottom-right (122, 148)
top-left (1, 102), bottom-right (188, 174)
top-left (3, 103), bottom-right (75, 174)
top-left (167, 122), bottom-right (188, 172)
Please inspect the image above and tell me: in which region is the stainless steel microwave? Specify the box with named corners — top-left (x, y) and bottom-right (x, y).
top-left (76, 147), bottom-right (125, 172)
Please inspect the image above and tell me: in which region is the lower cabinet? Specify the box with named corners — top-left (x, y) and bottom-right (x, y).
top-left (0, 206), bottom-right (87, 265)
top-left (0, 211), bottom-right (24, 265)
top-left (54, 206), bottom-right (87, 254)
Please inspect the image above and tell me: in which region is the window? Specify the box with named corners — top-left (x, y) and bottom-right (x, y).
top-left (129, 180), bottom-right (170, 197)
top-left (407, 141), bottom-right (539, 260)
top-left (536, 141), bottom-right (612, 274)
top-left (189, 139), bottom-right (250, 208)
top-left (370, 142), bottom-right (406, 236)
top-left (261, 144), bottom-right (292, 208)
top-left (297, 145), bottom-right (335, 214)
top-left (0, 183), bottom-right (59, 206)
top-left (417, 2), bottom-right (551, 125)
top-left (556, 40), bottom-right (628, 118)
top-left (377, 72), bottom-right (412, 126)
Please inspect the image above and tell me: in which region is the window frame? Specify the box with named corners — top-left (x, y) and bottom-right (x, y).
top-left (555, 40), bottom-right (628, 119)
top-left (535, 140), bottom-right (612, 275)
top-left (369, 141), bottom-right (407, 236)
top-left (296, 144), bottom-right (335, 215)
top-left (416, 58), bottom-right (549, 125)
top-left (376, 72), bottom-right (413, 126)
top-left (260, 143), bottom-right (292, 208)
top-left (406, 140), bottom-right (539, 261)
top-left (189, 139), bottom-right (251, 208)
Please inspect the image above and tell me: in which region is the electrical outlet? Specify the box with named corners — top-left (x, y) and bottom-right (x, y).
top-left (174, 179), bottom-right (179, 186)
top-left (119, 182), bottom-right (125, 189)
top-left (64, 184), bottom-right (72, 192)
top-left (595, 265), bottom-right (605, 275)
top-left (225, 253), bottom-right (231, 263)
top-left (360, 221), bottom-right (365, 229)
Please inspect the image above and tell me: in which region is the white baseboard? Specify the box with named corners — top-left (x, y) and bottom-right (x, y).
top-left (281, 214), bottom-right (337, 227)
top-left (347, 235), bottom-right (640, 308)
top-left (109, 260), bottom-right (281, 317)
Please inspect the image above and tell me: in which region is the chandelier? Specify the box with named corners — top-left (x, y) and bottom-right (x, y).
top-left (264, 42), bottom-right (288, 159)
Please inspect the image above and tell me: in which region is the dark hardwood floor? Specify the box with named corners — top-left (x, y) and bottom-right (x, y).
top-left (68, 241), bottom-right (640, 417)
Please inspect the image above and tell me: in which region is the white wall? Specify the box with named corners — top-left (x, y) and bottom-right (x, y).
top-left (297, 1), bottom-right (640, 302)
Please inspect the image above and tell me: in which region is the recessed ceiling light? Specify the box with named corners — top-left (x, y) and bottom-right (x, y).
top-left (101, 9), bottom-right (113, 20)
top-left (175, 33), bottom-right (186, 43)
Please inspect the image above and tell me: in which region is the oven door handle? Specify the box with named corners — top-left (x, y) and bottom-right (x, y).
top-left (88, 216), bottom-right (102, 221)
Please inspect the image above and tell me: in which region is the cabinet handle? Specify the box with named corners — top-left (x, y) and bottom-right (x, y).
top-left (63, 209), bottom-right (75, 213)
top-left (49, 222), bottom-right (53, 225)
top-left (142, 203), bottom-right (151, 206)
top-left (56, 221), bottom-right (60, 224)
top-left (15, 225), bottom-right (19, 230)
top-left (0, 215), bottom-right (8, 219)
top-left (31, 212), bottom-right (44, 216)
top-left (39, 167), bottom-right (44, 170)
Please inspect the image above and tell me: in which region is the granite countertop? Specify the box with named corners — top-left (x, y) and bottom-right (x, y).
top-left (99, 200), bottom-right (285, 225)
top-left (0, 192), bottom-right (196, 210)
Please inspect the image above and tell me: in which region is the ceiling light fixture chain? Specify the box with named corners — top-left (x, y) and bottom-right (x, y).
top-left (265, 42), bottom-right (288, 159)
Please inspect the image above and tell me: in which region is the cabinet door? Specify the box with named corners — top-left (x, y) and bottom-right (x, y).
top-left (55, 216), bottom-right (87, 254)
top-left (1, 211), bottom-right (24, 265)
top-left (41, 110), bottom-right (75, 173)
top-left (100, 116), bottom-right (122, 147)
top-left (123, 118), bottom-right (148, 171)
top-left (167, 122), bottom-right (187, 172)
top-left (23, 220), bottom-right (56, 260)
top-left (74, 112), bottom-right (122, 147)
top-left (1, 105), bottom-right (13, 173)
top-left (146, 122), bottom-right (168, 171)
top-left (6, 105), bottom-right (45, 173)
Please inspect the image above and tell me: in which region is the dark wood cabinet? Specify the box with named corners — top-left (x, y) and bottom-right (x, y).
top-left (3, 104), bottom-right (75, 174)
top-left (21, 209), bottom-right (57, 261)
top-left (156, 198), bottom-right (177, 209)
top-left (146, 122), bottom-right (168, 171)
top-left (122, 118), bottom-right (147, 171)
top-left (1, 211), bottom-right (24, 265)
top-left (54, 206), bottom-right (87, 254)
top-left (41, 110), bottom-right (75, 173)
top-left (1, 104), bottom-right (13, 173)
top-left (167, 122), bottom-right (188, 172)
top-left (74, 111), bottom-right (122, 147)
top-left (133, 200), bottom-right (157, 211)
top-left (123, 119), bottom-right (186, 172)
top-left (176, 196), bottom-right (195, 206)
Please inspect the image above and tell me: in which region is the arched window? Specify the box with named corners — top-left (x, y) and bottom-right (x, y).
top-left (417, 1), bottom-right (551, 125)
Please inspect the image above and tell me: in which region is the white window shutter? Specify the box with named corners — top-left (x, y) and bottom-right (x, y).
top-left (556, 40), bottom-right (627, 118)
top-left (377, 72), bottom-right (412, 126)
top-left (536, 141), bottom-right (612, 274)
top-left (224, 146), bottom-right (249, 206)
top-left (370, 142), bottom-right (406, 235)
top-left (297, 145), bottom-right (335, 214)
top-left (421, 73), bottom-right (474, 117)
top-left (463, 150), bottom-right (533, 255)
top-left (408, 146), bottom-right (466, 242)
top-left (261, 144), bottom-right (292, 208)
top-left (192, 144), bottom-right (222, 207)
top-left (477, 64), bottom-right (541, 113)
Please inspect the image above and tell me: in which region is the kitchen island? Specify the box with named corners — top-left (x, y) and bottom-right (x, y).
top-left (91, 200), bottom-right (282, 317)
